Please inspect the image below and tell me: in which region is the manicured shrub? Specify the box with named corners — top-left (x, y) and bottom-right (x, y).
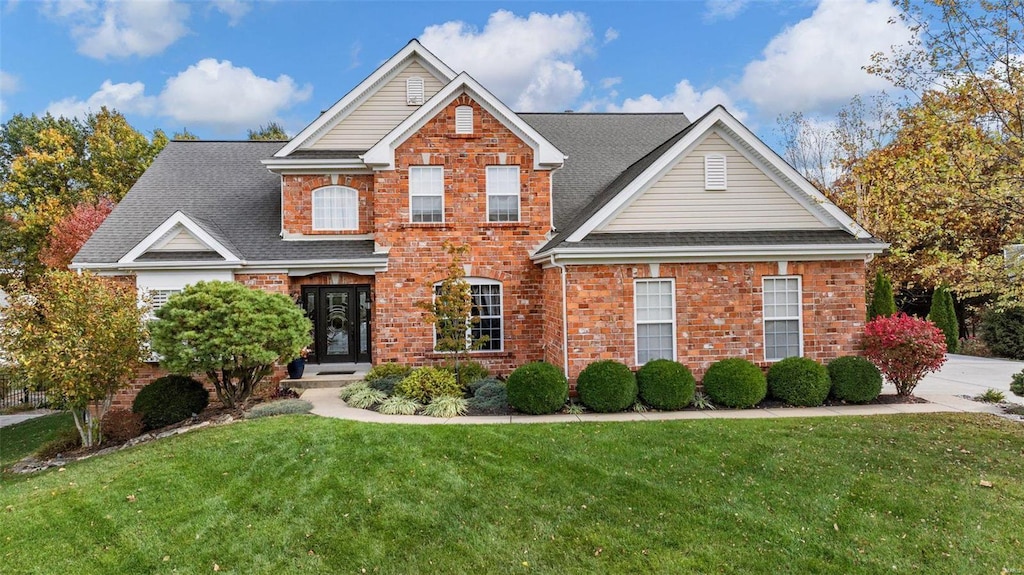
top-left (395, 366), bottom-right (461, 403)
top-left (378, 395), bottom-right (422, 416)
top-left (338, 381), bottom-right (368, 401)
top-left (767, 357), bottom-right (830, 407)
top-left (347, 387), bottom-right (387, 409)
top-left (467, 377), bottom-right (496, 396)
top-left (928, 285), bottom-right (959, 353)
top-left (863, 313), bottom-right (947, 396)
top-left (365, 362), bottom-right (412, 383)
top-left (468, 379), bottom-right (509, 415)
top-left (423, 395), bottom-right (469, 418)
top-left (637, 359), bottom-right (696, 410)
top-left (867, 271), bottom-right (896, 320)
top-left (702, 358), bottom-right (767, 408)
top-left (980, 307), bottom-right (1024, 360)
top-left (506, 362), bottom-right (568, 415)
top-left (368, 375), bottom-right (404, 395)
top-left (576, 360), bottom-right (637, 413)
top-left (100, 409), bottom-right (144, 444)
top-left (444, 360), bottom-right (490, 387)
top-left (132, 375), bottom-right (209, 430)
top-left (827, 356), bottom-right (883, 403)
top-left (36, 429), bottom-right (82, 459)
top-left (246, 399), bottom-right (313, 419)
top-left (1010, 369), bottom-right (1024, 397)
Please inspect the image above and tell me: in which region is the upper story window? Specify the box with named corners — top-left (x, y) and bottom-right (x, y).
top-left (704, 154), bottom-right (727, 190)
top-left (763, 276), bottom-right (802, 361)
top-left (455, 105), bottom-right (474, 134)
top-left (486, 166), bottom-right (520, 222)
top-left (312, 186), bottom-right (358, 231)
top-left (410, 166), bottom-right (444, 223)
top-left (406, 77), bottom-right (425, 105)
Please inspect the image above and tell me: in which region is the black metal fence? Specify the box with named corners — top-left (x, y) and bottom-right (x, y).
top-left (0, 369), bottom-right (48, 410)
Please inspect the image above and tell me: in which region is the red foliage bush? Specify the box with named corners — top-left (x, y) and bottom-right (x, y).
top-left (863, 313), bottom-right (947, 396)
top-left (100, 409), bottom-right (145, 445)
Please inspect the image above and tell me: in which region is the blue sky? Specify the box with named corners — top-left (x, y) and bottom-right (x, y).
top-left (0, 0), bottom-right (912, 149)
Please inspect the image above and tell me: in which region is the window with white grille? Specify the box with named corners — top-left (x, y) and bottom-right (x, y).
top-left (312, 186), bottom-right (358, 230)
top-left (433, 278), bottom-right (503, 351)
top-left (635, 279), bottom-right (676, 364)
top-left (763, 276), bottom-right (802, 361)
top-left (410, 166), bottom-right (444, 222)
top-left (149, 289), bottom-right (181, 312)
top-left (704, 154), bottom-right (727, 190)
top-left (406, 77), bottom-right (424, 105)
top-left (486, 166), bottom-right (520, 222)
top-left (455, 105), bottom-right (473, 134)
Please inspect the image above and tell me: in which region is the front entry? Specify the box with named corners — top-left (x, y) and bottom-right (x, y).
top-left (301, 286), bottom-right (371, 364)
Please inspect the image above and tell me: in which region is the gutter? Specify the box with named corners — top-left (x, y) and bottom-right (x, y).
top-left (69, 257), bottom-right (389, 272)
top-left (532, 242), bottom-right (889, 263)
top-left (548, 255), bottom-right (570, 379)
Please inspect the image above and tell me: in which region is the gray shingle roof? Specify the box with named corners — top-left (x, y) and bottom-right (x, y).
top-left (73, 141), bottom-right (378, 264)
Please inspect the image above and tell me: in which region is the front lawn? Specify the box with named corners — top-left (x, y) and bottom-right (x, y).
top-left (1, 413), bottom-right (1021, 573)
top-left (0, 412), bottom-right (74, 470)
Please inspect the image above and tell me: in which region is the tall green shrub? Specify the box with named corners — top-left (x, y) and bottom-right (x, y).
top-left (867, 271), bottom-right (896, 320)
top-left (928, 284), bottom-right (959, 353)
top-left (980, 307), bottom-right (1024, 360)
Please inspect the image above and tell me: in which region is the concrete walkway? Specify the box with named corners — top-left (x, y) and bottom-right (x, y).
top-left (0, 409), bottom-right (57, 429)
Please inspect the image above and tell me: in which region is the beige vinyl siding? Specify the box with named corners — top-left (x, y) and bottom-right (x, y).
top-left (599, 132), bottom-right (828, 232)
top-left (151, 227), bottom-right (207, 252)
top-left (308, 61), bottom-right (445, 150)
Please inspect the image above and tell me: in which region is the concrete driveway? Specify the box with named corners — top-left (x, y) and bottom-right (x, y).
top-left (895, 354), bottom-right (1023, 400)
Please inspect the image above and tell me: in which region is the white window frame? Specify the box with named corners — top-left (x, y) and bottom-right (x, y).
top-left (762, 276), bottom-right (803, 361)
top-left (704, 154), bottom-right (727, 190)
top-left (432, 277), bottom-right (503, 352)
top-left (409, 166), bottom-right (444, 223)
top-left (311, 185), bottom-right (359, 231)
top-left (486, 165), bottom-right (521, 222)
top-left (634, 278), bottom-right (676, 365)
top-left (455, 105), bottom-right (474, 134)
top-left (406, 76), bottom-right (425, 105)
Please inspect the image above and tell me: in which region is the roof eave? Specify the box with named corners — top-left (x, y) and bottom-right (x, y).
top-left (532, 242), bottom-right (889, 263)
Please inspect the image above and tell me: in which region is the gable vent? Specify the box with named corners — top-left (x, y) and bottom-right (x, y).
top-left (455, 105), bottom-right (473, 134)
top-left (704, 154), bottom-right (727, 190)
top-left (406, 77), bottom-right (425, 105)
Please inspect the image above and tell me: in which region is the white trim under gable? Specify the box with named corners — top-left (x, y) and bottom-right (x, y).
top-left (275, 40), bottom-right (456, 157)
top-left (362, 72), bottom-right (566, 171)
top-left (565, 106), bottom-right (871, 242)
top-left (118, 211), bottom-right (240, 264)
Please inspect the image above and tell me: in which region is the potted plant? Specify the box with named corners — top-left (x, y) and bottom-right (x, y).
top-left (287, 347), bottom-right (310, 380)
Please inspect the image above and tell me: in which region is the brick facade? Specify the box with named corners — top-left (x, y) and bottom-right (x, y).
top-left (281, 174), bottom-right (374, 235)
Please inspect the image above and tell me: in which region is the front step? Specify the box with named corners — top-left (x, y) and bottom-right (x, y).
top-left (284, 372), bottom-right (364, 389)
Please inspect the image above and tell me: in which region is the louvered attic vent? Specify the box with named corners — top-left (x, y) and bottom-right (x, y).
top-left (704, 154), bottom-right (727, 190)
top-left (455, 105), bottom-right (473, 134)
top-left (406, 77), bottom-right (424, 105)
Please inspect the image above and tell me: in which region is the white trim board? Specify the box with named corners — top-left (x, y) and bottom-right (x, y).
top-left (118, 211), bottom-right (240, 264)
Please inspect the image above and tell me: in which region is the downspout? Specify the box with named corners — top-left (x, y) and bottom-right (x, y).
top-left (549, 255), bottom-right (569, 378)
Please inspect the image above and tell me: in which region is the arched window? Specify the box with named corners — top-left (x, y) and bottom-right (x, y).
top-left (312, 186), bottom-right (358, 230)
top-left (433, 277), bottom-right (503, 351)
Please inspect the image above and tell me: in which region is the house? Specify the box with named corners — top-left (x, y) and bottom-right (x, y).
top-left (72, 40), bottom-right (886, 404)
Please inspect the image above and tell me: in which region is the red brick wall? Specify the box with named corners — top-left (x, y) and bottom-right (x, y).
top-left (541, 266), bottom-right (565, 370)
top-left (235, 272), bottom-right (290, 295)
top-left (371, 93), bottom-right (552, 375)
top-left (562, 259), bottom-right (866, 383)
top-left (281, 173), bottom-right (374, 235)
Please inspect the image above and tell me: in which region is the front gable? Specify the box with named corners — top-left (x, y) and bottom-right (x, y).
top-left (118, 211), bottom-right (240, 265)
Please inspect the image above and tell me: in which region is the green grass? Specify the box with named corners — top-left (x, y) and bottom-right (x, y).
top-left (0, 412), bottom-right (75, 470)
top-left (1, 413), bottom-right (1022, 573)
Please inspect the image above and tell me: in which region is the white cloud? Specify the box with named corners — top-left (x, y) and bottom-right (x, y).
top-left (738, 0), bottom-right (913, 114)
top-left (211, 0), bottom-right (249, 26)
top-left (43, 0), bottom-right (190, 59)
top-left (420, 10), bottom-right (592, 111)
top-left (604, 27), bottom-right (619, 44)
top-left (159, 59), bottom-right (312, 131)
top-left (607, 79), bottom-right (747, 121)
top-left (600, 77), bottom-right (622, 89)
top-left (0, 70), bottom-right (19, 94)
top-left (45, 80), bottom-right (156, 119)
top-left (704, 0), bottom-right (750, 22)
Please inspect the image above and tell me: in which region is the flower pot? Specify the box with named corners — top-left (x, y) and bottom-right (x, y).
top-left (287, 357), bottom-right (305, 380)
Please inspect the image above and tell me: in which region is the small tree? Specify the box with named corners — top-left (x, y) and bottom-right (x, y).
top-left (0, 271), bottom-right (148, 446)
top-left (150, 281), bottom-right (311, 408)
top-left (867, 271), bottom-right (897, 320)
top-left (416, 242), bottom-right (488, 387)
top-left (863, 313), bottom-right (947, 396)
top-left (928, 284), bottom-right (959, 354)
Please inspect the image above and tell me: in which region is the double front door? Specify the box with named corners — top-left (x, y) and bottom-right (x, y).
top-left (301, 286), bottom-right (371, 364)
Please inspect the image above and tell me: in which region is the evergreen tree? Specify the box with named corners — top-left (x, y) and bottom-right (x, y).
top-left (928, 284), bottom-right (959, 354)
top-left (867, 271), bottom-right (896, 320)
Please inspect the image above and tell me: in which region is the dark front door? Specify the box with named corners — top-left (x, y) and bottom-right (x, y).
top-left (302, 286), bottom-right (371, 364)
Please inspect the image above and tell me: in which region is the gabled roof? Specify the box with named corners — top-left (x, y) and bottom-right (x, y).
top-left (275, 40), bottom-right (456, 157)
top-left (118, 211), bottom-right (239, 264)
top-left (362, 72), bottom-right (566, 170)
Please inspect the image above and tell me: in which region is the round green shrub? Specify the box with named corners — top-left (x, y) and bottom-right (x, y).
top-left (368, 374), bottom-right (404, 395)
top-left (576, 360), bottom-right (637, 413)
top-left (132, 375), bottom-right (209, 430)
top-left (637, 359), bottom-right (696, 410)
top-left (365, 362), bottom-right (412, 383)
top-left (1010, 369), bottom-right (1024, 397)
top-left (827, 356), bottom-right (883, 403)
top-left (468, 379), bottom-right (509, 414)
top-left (394, 366), bottom-right (461, 403)
top-left (506, 362), bottom-right (568, 415)
top-left (702, 358), bottom-right (767, 408)
top-left (767, 357), bottom-right (830, 407)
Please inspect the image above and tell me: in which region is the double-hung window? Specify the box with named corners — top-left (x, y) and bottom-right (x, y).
top-left (635, 279), bottom-right (675, 364)
top-left (763, 276), bottom-right (802, 361)
top-left (312, 186), bottom-right (358, 230)
top-left (433, 278), bottom-right (503, 352)
top-left (486, 166), bottom-right (520, 222)
top-left (410, 166), bottom-right (444, 223)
